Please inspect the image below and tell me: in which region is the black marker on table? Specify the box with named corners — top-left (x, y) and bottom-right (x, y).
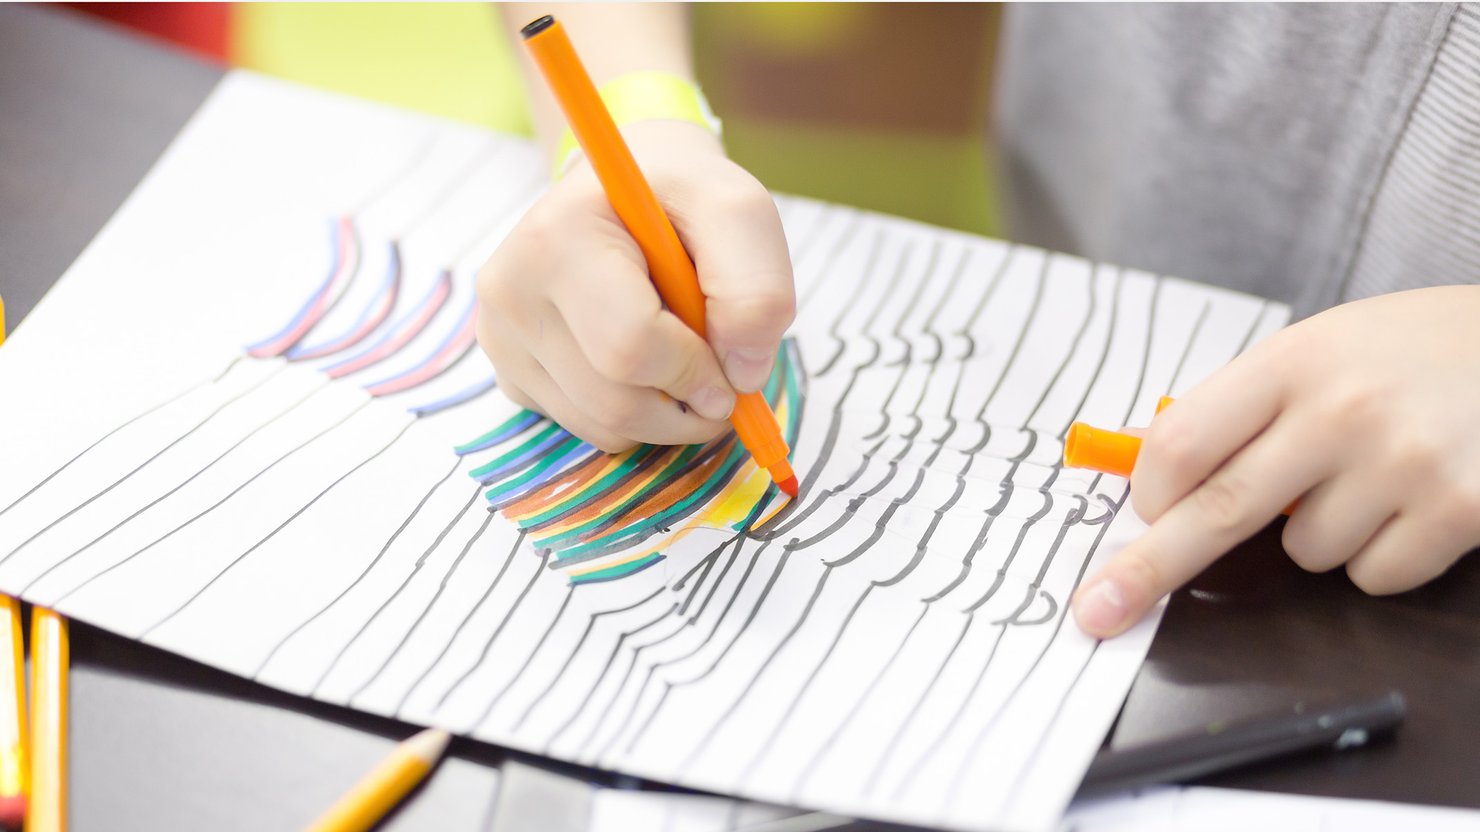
top-left (1076, 690), bottom-right (1406, 799)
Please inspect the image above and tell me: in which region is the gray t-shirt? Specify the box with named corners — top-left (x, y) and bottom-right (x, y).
top-left (995, 3), bottom-right (1480, 319)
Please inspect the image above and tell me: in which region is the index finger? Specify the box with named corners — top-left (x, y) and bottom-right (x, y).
top-left (1074, 414), bottom-right (1337, 638)
top-left (1131, 337), bottom-right (1289, 522)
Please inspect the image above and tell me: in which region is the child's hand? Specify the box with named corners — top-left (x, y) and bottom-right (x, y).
top-left (476, 121), bottom-right (795, 452)
top-left (1073, 285), bottom-right (1480, 637)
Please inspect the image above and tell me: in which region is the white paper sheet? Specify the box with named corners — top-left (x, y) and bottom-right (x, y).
top-left (0, 71), bottom-right (1291, 831)
top-left (585, 786), bottom-right (1480, 832)
top-left (1063, 787), bottom-right (1480, 832)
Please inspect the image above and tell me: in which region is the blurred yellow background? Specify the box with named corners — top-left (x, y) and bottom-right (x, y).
top-left (158, 3), bottom-right (1002, 236)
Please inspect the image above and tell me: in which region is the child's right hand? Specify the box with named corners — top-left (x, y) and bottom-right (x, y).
top-left (475, 120), bottom-right (795, 453)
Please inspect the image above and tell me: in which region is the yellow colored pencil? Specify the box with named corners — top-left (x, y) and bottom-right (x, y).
top-left (28, 607), bottom-right (67, 832)
top-left (0, 596), bottom-right (24, 829)
top-left (304, 727), bottom-right (450, 832)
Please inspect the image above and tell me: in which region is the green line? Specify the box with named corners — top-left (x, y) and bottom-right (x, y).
top-left (569, 553), bottom-right (664, 585)
top-left (517, 443), bottom-right (661, 529)
top-left (455, 409), bottom-right (539, 455)
top-left (483, 436), bottom-right (584, 501)
top-left (468, 422), bottom-right (563, 480)
top-left (534, 443), bottom-right (704, 548)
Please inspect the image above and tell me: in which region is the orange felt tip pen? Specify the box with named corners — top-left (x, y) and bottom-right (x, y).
top-left (1064, 398), bottom-right (1295, 515)
top-left (520, 15), bottom-right (799, 498)
top-left (1063, 396), bottom-right (1176, 477)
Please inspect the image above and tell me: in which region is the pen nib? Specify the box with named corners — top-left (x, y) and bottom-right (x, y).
top-left (777, 475), bottom-right (799, 499)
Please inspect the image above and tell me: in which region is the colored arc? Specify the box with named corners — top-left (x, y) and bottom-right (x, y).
top-left (457, 340), bottom-right (805, 584)
top-left (246, 216), bottom-right (359, 358)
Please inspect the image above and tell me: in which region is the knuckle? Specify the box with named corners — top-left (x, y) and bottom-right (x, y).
top-left (1391, 434), bottom-right (1446, 480)
top-left (667, 346), bottom-right (713, 395)
top-left (1128, 488), bottom-right (1167, 525)
top-left (1324, 382), bottom-right (1385, 429)
top-left (1346, 560), bottom-right (1405, 596)
top-left (597, 393), bottom-right (648, 437)
top-left (1261, 326), bottom-right (1312, 368)
top-left (1147, 419), bottom-right (1201, 477)
top-left (1114, 549), bottom-right (1166, 606)
top-left (591, 324), bottom-right (656, 384)
top-left (501, 384), bottom-right (539, 414)
top-left (1432, 485), bottom-right (1480, 535)
top-left (708, 174), bottom-right (771, 216)
top-left (587, 433), bottom-right (636, 455)
top-left (515, 199), bottom-right (565, 249)
top-left (727, 284), bottom-right (797, 334)
top-left (475, 257), bottom-right (518, 311)
top-left (1281, 521), bottom-right (1338, 572)
top-left (1192, 474), bottom-right (1252, 535)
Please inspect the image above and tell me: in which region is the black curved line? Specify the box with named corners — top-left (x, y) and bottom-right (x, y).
top-left (736, 582), bottom-right (879, 786)
top-left (890, 618), bottom-right (1007, 799)
top-left (391, 530), bottom-right (529, 715)
top-left (348, 509), bottom-right (498, 706)
top-left (1, 362), bottom-right (289, 570)
top-left (309, 483), bottom-right (484, 694)
top-left (815, 229), bottom-right (885, 377)
top-left (22, 380), bottom-right (333, 596)
top-left (466, 584), bottom-right (576, 732)
top-left (787, 598), bottom-right (929, 801)
top-left (548, 600), bottom-right (679, 755)
top-left (689, 535), bottom-right (745, 622)
top-left (795, 209), bottom-right (863, 313)
top-left (672, 570), bottom-right (833, 768)
top-left (862, 609), bottom-right (971, 796)
top-left (604, 539), bottom-right (785, 755)
top-left (561, 537), bottom-right (760, 756)
top-left (140, 418), bottom-right (417, 638)
top-left (963, 251), bottom-right (1050, 454)
top-left (253, 455), bottom-right (465, 678)
top-left (432, 548), bottom-right (552, 716)
top-left (0, 356), bottom-right (243, 520)
top-left (51, 396), bottom-right (372, 608)
top-left (581, 607), bottom-right (690, 762)
top-left (512, 583), bottom-right (666, 733)
top-left (940, 486), bottom-right (1128, 811)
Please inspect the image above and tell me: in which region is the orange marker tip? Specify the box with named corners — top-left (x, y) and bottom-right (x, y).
top-left (777, 475), bottom-right (799, 499)
top-left (0, 794), bottom-right (25, 829)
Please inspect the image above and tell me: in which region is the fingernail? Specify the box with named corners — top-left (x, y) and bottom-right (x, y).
top-left (724, 348), bottom-right (775, 392)
top-left (1074, 577), bottom-right (1127, 636)
top-left (688, 386), bottom-right (734, 421)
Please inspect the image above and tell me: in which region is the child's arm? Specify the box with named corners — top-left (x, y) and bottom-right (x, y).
top-left (1073, 285), bottom-right (1480, 636)
top-left (482, 4), bottom-right (794, 452)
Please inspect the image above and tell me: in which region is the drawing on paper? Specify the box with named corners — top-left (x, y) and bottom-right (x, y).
top-left (0, 74), bottom-right (1290, 832)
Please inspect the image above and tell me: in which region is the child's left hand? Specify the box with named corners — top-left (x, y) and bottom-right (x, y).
top-left (1073, 285), bottom-right (1480, 637)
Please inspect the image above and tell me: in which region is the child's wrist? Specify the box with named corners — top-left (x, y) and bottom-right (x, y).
top-left (552, 71), bottom-right (722, 180)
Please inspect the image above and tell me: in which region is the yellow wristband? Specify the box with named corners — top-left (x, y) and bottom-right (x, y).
top-left (553, 70), bottom-right (721, 179)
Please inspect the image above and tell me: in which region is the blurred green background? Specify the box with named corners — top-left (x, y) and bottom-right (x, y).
top-left (76, 2), bottom-right (1003, 236)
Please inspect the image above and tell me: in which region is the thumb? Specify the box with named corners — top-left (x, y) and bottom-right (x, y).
top-left (675, 178), bottom-right (796, 393)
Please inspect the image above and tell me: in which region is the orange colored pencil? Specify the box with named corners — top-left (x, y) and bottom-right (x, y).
top-left (0, 596), bottom-right (24, 829)
top-left (28, 608), bottom-right (66, 832)
top-left (520, 15), bottom-right (799, 498)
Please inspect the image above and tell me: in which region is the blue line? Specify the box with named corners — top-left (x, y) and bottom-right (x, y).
top-left (247, 217), bottom-right (342, 353)
top-left (288, 239), bottom-right (399, 360)
top-left (488, 441), bottom-right (596, 508)
top-left (476, 428), bottom-right (573, 485)
top-left (410, 374), bottom-right (498, 418)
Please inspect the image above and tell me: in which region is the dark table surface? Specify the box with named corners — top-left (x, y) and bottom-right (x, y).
top-left (2, 5), bottom-right (1477, 830)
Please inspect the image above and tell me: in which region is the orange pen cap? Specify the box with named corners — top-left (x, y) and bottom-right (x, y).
top-left (1063, 423), bottom-right (1142, 479)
